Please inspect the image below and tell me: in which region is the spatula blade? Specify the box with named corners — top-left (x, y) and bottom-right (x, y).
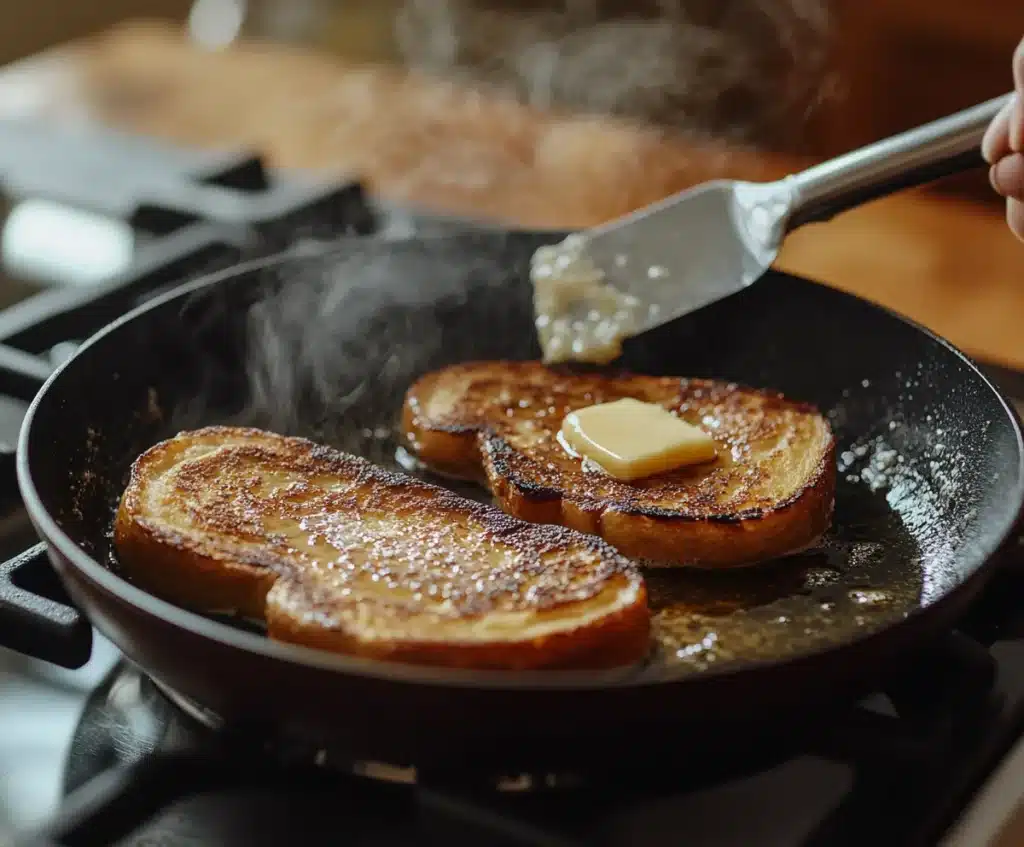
top-left (582, 179), bottom-right (789, 334)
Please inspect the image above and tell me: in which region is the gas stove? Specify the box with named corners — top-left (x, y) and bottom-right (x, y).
top-left (24, 610), bottom-right (1024, 847)
top-left (0, 120), bottom-right (1021, 847)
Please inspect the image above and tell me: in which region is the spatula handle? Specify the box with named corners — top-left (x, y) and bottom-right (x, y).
top-left (786, 92), bottom-right (1013, 231)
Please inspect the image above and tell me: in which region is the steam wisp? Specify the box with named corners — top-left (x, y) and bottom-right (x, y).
top-left (394, 0), bottom-right (833, 146)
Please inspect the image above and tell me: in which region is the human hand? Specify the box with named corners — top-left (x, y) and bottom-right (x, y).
top-left (982, 38), bottom-right (1024, 240)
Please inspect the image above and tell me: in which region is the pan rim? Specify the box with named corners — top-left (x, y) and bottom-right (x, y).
top-left (15, 236), bottom-right (1024, 692)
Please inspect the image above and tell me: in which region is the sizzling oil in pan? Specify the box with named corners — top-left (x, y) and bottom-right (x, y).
top-left (100, 405), bottom-right (946, 676)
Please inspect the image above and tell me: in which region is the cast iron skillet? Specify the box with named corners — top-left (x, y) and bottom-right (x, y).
top-left (12, 231), bottom-right (1024, 771)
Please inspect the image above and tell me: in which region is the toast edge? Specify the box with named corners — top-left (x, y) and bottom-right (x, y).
top-left (267, 575), bottom-right (651, 671)
top-left (114, 427), bottom-right (285, 619)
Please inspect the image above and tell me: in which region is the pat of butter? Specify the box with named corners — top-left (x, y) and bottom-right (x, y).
top-left (560, 398), bottom-right (716, 481)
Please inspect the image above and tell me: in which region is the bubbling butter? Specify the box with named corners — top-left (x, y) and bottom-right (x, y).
top-left (560, 398), bottom-right (717, 482)
top-left (530, 234), bottom-right (644, 365)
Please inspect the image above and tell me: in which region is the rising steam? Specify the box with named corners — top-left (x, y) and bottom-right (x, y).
top-left (226, 235), bottom-right (544, 467)
top-left (394, 0), bottom-right (833, 146)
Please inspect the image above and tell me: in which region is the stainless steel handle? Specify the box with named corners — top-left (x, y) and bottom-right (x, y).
top-left (786, 92), bottom-right (1013, 231)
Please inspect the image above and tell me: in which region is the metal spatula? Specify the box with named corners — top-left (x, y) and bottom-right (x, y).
top-left (539, 92), bottom-right (1012, 363)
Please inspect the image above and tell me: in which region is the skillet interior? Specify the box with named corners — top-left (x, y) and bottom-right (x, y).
top-left (21, 231), bottom-right (1024, 685)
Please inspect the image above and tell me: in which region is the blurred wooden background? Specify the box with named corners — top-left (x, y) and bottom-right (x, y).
top-left (821, 1), bottom-right (1024, 206)
top-left (0, 0), bottom-right (1019, 208)
top-left (0, 2), bottom-right (1020, 366)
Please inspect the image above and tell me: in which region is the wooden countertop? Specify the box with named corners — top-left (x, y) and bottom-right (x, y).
top-left (0, 20), bottom-right (1021, 369)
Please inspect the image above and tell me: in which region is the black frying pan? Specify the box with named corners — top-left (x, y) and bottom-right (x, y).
top-left (11, 231), bottom-right (1024, 772)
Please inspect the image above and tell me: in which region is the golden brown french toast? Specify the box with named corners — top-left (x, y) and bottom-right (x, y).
top-left (403, 362), bottom-right (836, 568)
top-left (113, 426), bottom-right (648, 670)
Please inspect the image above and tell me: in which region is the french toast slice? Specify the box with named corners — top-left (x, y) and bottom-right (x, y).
top-left (113, 426), bottom-right (648, 670)
top-left (403, 362), bottom-right (836, 568)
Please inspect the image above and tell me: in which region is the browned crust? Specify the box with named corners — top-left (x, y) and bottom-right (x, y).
top-left (114, 426), bottom-right (649, 670)
top-left (403, 362), bottom-right (837, 568)
top-left (266, 575), bottom-right (651, 671)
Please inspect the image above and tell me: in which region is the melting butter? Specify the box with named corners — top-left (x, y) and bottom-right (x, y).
top-left (530, 234), bottom-right (643, 365)
top-left (560, 398), bottom-right (717, 481)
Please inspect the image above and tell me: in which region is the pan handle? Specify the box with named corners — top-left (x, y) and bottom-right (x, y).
top-left (0, 542), bottom-right (92, 668)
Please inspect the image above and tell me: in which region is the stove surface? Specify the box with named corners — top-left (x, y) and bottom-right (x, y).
top-left (0, 124), bottom-right (1020, 847)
